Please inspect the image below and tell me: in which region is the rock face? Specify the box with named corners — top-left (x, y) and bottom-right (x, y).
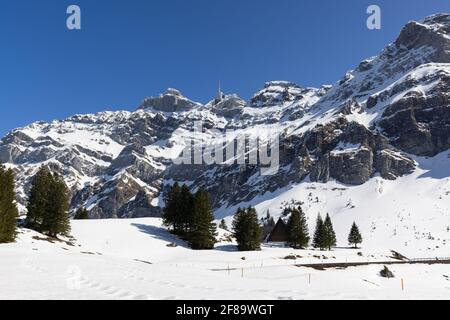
top-left (139, 88), bottom-right (201, 112)
top-left (378, 68), bottom-right (450, 156)
top-left (209, 94), bottom-right (246, 118)
top-left (306, 120), bottom-right (414, 185)
top-left (0, 13), bottom-right (449, 218)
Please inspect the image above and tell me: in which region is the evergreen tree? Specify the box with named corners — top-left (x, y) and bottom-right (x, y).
top-left (179, 184), bottom-right (195, 235)
top-left (264, 210), bottom-right (276, 228)
top-left (232, 207), bottom-right (261, 251)
top-left (74, 207), bottom-right (89, 220)
top-left (348, 222), bottom-right (363, 248)
top-left (162, 183), bottom-right (181, 232)
top-left (26, 167), bottom-right (52, 231)
top-left (312, 214), bottom-right (325, 250)
top-left (163, 183), bottom-right (196, 237)
top-left (26, 168), bottom-right (70, 238)
top-left (286, 206), bottom-right (310, 249)
top-left (41, 173), bottom-right (71, 237)
top-left (267, 217), bottom-right (276, 228)
top-left (219, 219), bottom-right (228, 231)
top-left (323, 213), bottom-right (337, 251)
top-left (0, 166), bottom-right (19, 243)
top-left (189, 190), bottom-right (217, 249)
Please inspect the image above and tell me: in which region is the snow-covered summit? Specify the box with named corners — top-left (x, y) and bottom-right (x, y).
top-left (139, 88), bottom-right (202, 112)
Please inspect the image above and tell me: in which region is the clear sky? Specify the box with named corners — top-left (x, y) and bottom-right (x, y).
top-left (0, 0), bottom-right (448, 136)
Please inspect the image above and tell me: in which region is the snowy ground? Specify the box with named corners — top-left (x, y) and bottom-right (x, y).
top-left (0, 217), bottom-right (449, 300)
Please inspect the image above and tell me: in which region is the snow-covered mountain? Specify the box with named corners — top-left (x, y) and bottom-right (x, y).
top-left (1, 11), bottom-right (449, 248)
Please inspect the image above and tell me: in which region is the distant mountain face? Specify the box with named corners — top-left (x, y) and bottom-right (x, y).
top-left (1, 13), bottom-right (449, 219)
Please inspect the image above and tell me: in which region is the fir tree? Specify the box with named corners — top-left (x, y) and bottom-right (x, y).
top-left (0, 166), bottom-right (19, 243)
top-left (74, 207), bottom-right (89, 220)
top-left (286, 206), bottom-right (310, 249)
top-left (348, 222), bottom-right (363, 248)
top-left (162, 182), bottom-right (181, 232)
top-left (41, 173), bottom-right (71, 238)
top-left (323, 213), bottom-right (337, 251)
top-left (26, 168), bottom-right (70, 238)
top-left (232, 207), bottom-right (261, 251)
top-left (26, 167), bottom-right (52, 231)
top-left (179, 184), bottom-right (194, 236)
top-left (267, 216), bottom-right (275, 228)
top-left (312, 214), bottom-right (325, 250)
top-left (264, 210), bottom-right (276, 228)
top-left (189, 189), bottom-right (217, 249)
top-left (219, 219), bottom-right (228, 231)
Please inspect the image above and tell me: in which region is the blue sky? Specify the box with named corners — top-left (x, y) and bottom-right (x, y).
top-left (0, 0), bottom-right (448, 136)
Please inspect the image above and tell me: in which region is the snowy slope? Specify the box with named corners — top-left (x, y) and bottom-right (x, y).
top-left (218, 151), bottom-right (450, 258)
top-left (0, 219), bottom-right (449, 300)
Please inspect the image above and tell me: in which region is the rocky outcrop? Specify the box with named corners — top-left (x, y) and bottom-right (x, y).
top-left (305, 120), bottom-right (414, 185)
top-left (378, 70), bottom-right (450, 156)
top-left (139, 88), bottom-right (200, 112)
top-left (210, 94), bottom-right (246, 118)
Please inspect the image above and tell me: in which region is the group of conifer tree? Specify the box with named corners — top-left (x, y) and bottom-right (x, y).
top-left (163, 183), bottom-right (217, 249)
top-left (289, 210), bottom-right (362, 250)
top-left (314, 215), bottom-right (363, 250)
top-left (25, 167), bottom-right (71, 238)
top-left (312, 213), bottom-right (337, 250)
top-left (0, 166), bottom-right (19, 243)
top-left (279, 204), bottom-right (363, 251)
top-left (0, 165), bottom-right (72, 243)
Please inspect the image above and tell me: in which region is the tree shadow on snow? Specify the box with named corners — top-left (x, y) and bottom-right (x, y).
top-left (131, 223), bottom-right (190, 249)
top-left (214, 244), bottom-right (238, 252)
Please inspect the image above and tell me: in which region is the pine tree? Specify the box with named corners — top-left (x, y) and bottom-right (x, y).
top-left (74, 207), bottom-right (89, 220)
top-left (179, 184), bottom-right (195, 236)
top-left (26, 167), bottom-right (52, 231)
top-left (26, 168), bottom-right (70, 238)
top-left (232, 207), bottom-right (261, 251)
top-left (286, 206), bottom-right (310, 249)
top-left (189, 189), bottom-right (217, 249)
top-left (323, 213), bottom-right (337, 251)
top-left (0, 166), bottom-right (19, 243)
top-left (163, 183), bottom-right (197, 237)
top-left (312, 214), bottom-right (325, 250)
top-left (162, 182), bottom-right (181, 232)
top-left (267, 216), bottom-right (275, 228)
top-left (219, 219), bottom-right (228, 231)
top-left (348, 222), bottom-right (363, 248)
top-left (41, 173), bottom-right (71, 238)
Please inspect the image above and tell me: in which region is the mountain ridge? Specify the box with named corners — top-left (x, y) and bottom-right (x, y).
top-left (0, 13), bottom-right (449, 224)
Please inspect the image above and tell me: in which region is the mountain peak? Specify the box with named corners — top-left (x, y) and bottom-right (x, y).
top-left (139, 88), bottom-right (201, 112)
top-left (164, 88), bottom-right (183, 97)
top-left (395, 13), bottom-right (450, 51)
